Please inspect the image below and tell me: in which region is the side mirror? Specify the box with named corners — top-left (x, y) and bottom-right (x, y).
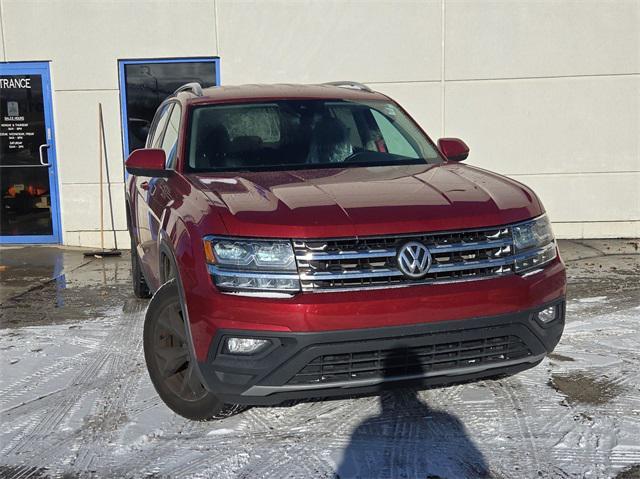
top-left (125, 149), bottom-right (168, 177)
top-left (437, 138), bottom-right (469, 162)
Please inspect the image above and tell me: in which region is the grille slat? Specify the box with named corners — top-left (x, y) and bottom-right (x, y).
top-left (294, 226), bottom-right (515, 291)
top-left (288, 335), bottom-right (532, 385)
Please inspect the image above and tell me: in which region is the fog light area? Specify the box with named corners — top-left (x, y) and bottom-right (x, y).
top-left (536, 305), bottom-right (558, 323)
top-left (225, 337), bottom-right (271, 355)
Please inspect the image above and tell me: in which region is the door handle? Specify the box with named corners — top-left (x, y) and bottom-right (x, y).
top-left (39, 143), bottom-right (51, 166)
top-left (140, 181), bottom-right (150, 191)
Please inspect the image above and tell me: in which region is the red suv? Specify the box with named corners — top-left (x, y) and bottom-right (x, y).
top-left (126, 81), bottom-right (566, 420)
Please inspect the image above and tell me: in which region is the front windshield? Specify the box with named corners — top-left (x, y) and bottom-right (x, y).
top-left (187, 100), bottom-right (443, 172)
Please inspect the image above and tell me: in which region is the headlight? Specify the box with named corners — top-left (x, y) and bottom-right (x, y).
top-left (512, 215), bottom-right (557, 272)
top-left (512, 215), bottom-right (554, 251)
top-left (203, 237), bottom-right (300, 294)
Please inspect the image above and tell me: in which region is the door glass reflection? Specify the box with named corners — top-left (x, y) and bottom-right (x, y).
top-left (123, 61), bottom-right (217, 153)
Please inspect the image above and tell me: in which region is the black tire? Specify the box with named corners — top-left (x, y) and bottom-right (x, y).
top-left (131, 235), bottom-right (151, 298)
top-left (144, 279), bottom-right (236, 420)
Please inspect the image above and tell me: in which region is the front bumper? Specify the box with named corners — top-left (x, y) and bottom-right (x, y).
top-left (197, 299), bottom-right (565, 405)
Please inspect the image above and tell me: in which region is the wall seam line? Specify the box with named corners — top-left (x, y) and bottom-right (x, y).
top-left (551, 220), bottom-right (640, 224)
top-left (55, 89), bottom-right (120, 92)
top-left (507, 170), bottom-right (640, 177)
top-left (447, 72), bottom-right (639, 83)
top-left (213, 0), bottom-right (221, 58)
top-left (367, 80), bottom-right (441, 85)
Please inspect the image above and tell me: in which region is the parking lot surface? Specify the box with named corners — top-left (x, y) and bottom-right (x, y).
top-left (0, 240), bottom-right (639, 479)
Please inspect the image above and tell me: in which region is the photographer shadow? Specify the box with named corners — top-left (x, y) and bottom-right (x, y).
top-left (336, 348), bottom-right (491, 479)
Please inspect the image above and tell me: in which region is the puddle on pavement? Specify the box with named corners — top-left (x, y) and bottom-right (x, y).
top-left (0, 466), bottom-right (49, 478)
top-left (548, 353), bottom-right (575, 362)
top-left (615, 465), bottom-right (640, 479)
top-left (562, 246), bottom-right (639, 319)
top-left (549, 372), bottom-right (624, 405)
top-left (0, 254), bottom-right (135, 329)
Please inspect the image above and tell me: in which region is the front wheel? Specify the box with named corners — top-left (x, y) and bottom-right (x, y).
top-left (144, 279), bottom-right (235, 420)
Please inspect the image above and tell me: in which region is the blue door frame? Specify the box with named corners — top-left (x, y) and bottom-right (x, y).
top-left (117, 57), bottom-right (220, 160)
top-left (0, 61), bottom-right (62, 244)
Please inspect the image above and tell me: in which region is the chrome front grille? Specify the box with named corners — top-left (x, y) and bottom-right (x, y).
top-left (294, 226), bottom-right (516, 291)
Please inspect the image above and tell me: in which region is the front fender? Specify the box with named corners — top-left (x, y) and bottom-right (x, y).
top-left (160, 213), bottom-right (223, 363)
top-left (157, 222), bottom-right (212, 387)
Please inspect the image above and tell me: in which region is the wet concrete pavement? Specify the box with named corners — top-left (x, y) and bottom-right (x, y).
top-left (0, 246), bottom-right (94, 304)
top-left (0, 240), bottom-right (638, 478)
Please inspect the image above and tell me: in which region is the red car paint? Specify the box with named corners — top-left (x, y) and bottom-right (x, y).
top-left (126, 84), bottom-right (566, 363)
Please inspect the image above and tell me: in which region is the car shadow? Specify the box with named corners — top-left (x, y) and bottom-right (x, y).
top-left (335, 348), bottom-right (491, 479)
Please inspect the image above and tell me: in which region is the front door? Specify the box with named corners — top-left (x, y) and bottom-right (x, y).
top-left (0, 62), bottom-right (61, 243)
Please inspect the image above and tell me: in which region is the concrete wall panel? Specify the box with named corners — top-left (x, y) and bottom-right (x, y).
top-left (1, 0), bottom-right (638, 242)
top-left (445, 0), bottom-right (640, 80)
top-left (511, 172), bottom-right (640, 223)
top-left (218, 0), bottom-right (442, 84)
top-left (445, 76), bottom-right (640, 175)
top-left (2, 0), bottom-right (217, 90)
top-left (54, 90), bottom-right (124, 185)
top-left (0, 5), bottom-right (5, 63)
top-left (60, 183), bottom-right (127, 238)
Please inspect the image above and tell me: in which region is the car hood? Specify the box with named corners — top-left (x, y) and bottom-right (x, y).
top-left (188, 164), bottom-right (543, 238)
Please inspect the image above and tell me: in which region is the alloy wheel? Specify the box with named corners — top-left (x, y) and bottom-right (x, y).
top-left (152, 302), bottom-right (207, 402)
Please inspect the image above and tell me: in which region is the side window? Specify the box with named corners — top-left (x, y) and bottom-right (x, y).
top-left (371, 110), bottom-right (419, 159)
top-left (161, 104), bottom-right (181, 169)
top-left (147, 104), bottom-right (173, 149)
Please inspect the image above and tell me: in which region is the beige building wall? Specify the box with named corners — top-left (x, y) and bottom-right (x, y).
top-left (1, 0), bottom-right (638, 247)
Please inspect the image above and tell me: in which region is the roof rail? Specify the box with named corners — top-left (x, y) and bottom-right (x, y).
top-left (323, 81), bottom-right (373, 93)
top-left (173, 82), bottom-right (204, 97)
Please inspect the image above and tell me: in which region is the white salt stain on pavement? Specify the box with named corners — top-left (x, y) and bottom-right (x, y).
top-left (207, 428), bottom-right (237, 436)
top-left (576, 296), bottom-right (609, 303)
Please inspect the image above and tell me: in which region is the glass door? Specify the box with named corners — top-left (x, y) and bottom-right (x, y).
top-left (0, 62), bottom-right (61, 243)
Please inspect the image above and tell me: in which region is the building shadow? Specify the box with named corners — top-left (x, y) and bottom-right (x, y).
top-left (335, 348), bottom-right (491, 479)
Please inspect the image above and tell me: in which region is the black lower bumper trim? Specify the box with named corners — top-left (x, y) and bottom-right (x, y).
top-left (197, 299), bottom-right (565, 406)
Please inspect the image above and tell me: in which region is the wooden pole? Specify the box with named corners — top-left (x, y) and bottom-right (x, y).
top-left (83, 103), bottom-right (120, 257)
top-left (100, 103), bottom-right (119, 251)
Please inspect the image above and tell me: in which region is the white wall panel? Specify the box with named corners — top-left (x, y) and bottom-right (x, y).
top-left (445, 0), bottom-right (640, 80)
top-left (0, 10), bottom-right (5, 62)
top-left (553, 221), bottom-right (640, 240)
top-left (54, 90), bottom-right (124, 185)
top-left (59, 183), bottom-right (126, 233)
top-left (510, 172), bottom-right (640, 223)
top-left (2, 0), bottom-right (217, 90)
top-left (2, 0), bottom-right (638, 242)
top-left (217, 0), bottom-right (442, 84)
top-left (445, 76), bottom-right (640, 175)
top-left (66, 230), bottom-right (129, 250)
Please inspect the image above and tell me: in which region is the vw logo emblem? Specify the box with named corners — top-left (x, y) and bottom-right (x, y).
top-left (397, 241), bottom-right (432, 279)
